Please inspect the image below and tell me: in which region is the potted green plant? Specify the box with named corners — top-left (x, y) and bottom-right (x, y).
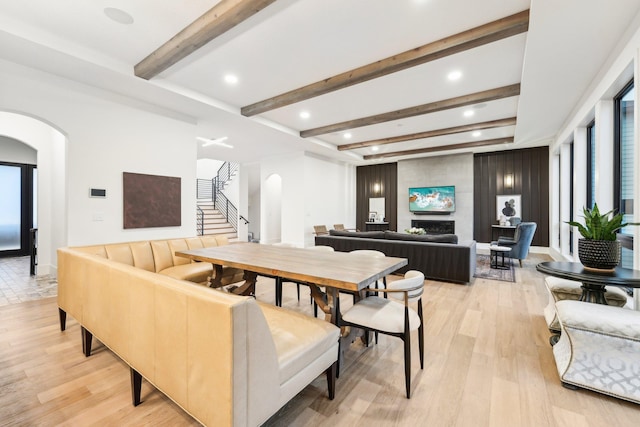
top-left (566, 203), bottom-right (639, 270)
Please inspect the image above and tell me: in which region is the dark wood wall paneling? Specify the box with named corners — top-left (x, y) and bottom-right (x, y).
top-left (356, 148), bottom-right (549, 246)
top-left (356, 163), bottom-right (398, 232)
top-left (473, 147), bottom-right (549, 246)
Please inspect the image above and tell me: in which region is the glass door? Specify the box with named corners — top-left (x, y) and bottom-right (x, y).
top-left (0, 162), bottom-right (36, 257)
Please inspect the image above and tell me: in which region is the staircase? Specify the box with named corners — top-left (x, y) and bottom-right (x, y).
top-left (196, 200), bottom-right (237, 239)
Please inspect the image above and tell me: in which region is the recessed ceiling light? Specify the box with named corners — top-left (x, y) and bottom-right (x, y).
top-left (447, 70), bottom-right (462, 81)
top-left (472, 131), bottom-right (482, 137)
top-left (196, 136), bottom-right (233, 149)
top-left (104, 7), bottom-right (134, 25)
top-left (299, 111), bottom-right (310, 119)
top-left (371, 146), bottom-right (379, 152)
top-left (224, 74), bottom-right (238, 85)
top-left (463, 110), bottom-right (475, 118)
top-left (343, 132), bottom-right (352, 139)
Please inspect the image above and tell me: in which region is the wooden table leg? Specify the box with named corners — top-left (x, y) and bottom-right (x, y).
top-left (208, 264), bottom-right (224, 289)
top-left (309, 283), bottom-right (332, 322)
top-left (227, 271), bottom-right (257, 296)
top-left (209, 265), bottom-right (256, 296)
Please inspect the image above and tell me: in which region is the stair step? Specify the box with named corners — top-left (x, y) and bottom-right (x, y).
top-left (201, 231), bottom-right (238, 240)
top-left (202, 224), bottom-right (236, 232)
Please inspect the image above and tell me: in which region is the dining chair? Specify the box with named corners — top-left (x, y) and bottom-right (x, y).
top-left (334, 224), bottom-right (359, 232)
top-left (269, 242), bottom-right (297, 306)
top-left (313, 225), bottom-right (329, 235)
top-left (336, 270), bottom-right (425, 398)
top-left (349, 249), bottom-right (387, 292)
top-left (275, 245), bottom-right (335, 310)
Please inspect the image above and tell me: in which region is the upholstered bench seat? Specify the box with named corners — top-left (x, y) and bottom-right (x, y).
top-left (260, 302), bottom-right (340, 385)
top-left (553, 300), bottom-right (640, 404)
top-left (57, 241), bottom-right (340, 426)
top-left (543, 276), bottom-right (628, 331)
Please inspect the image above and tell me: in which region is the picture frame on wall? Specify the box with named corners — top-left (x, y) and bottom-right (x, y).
top-left (496, 194), bottom-right (521, 221)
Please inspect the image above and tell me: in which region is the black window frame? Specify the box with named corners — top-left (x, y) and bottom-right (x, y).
top-left (586, 119), bottom-right (596, 209)
top-left (613, 79), bottom-right (634, 256)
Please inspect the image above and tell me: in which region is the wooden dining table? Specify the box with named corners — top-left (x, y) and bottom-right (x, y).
top-left (176, 242), bottom-right (407, 312)
top-left (176, 243), bottom-right (408, 362)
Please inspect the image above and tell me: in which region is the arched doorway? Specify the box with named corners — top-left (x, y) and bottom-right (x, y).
top-left (0, 136), bottom-right (37, 257)
top-left (0, 112), bottom-right (67, 275)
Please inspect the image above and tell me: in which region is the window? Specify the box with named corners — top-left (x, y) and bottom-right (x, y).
top-left (614, 80), bottom-right (634, 268)
top-left (586, 120), bottom-right (596, 209)
top-left (569, 141), bottom-right (574, 254)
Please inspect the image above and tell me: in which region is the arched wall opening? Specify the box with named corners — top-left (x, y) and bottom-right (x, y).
top-left (0, 111), bottom-right (67, 276)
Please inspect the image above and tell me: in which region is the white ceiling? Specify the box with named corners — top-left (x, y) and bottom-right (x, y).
top-left (1, 0), bottom-right (639, 165)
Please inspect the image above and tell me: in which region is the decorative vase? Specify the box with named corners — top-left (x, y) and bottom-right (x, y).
top-left (577, 239), bottom-right (621, 270)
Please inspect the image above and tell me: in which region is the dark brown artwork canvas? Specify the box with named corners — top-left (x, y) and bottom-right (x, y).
top-left (123, 172), bottom-right (181, 229)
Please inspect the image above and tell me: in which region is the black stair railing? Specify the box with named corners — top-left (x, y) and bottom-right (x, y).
top-left (196, 162), bottom-right (240, 235)
top-left (196, 206), bottom-right (204, 236)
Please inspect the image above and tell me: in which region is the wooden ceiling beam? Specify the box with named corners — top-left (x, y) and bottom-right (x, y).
top-left (241, 9), bottom-right (529, 116)
top-left (338, 117), bottom-right (517, 151)
top-left (135, 0), bottom-right (279, 80)
top-left (363, 137), bottom-right (514, 160)
top-left (300, 84), bottom-right (520, 138)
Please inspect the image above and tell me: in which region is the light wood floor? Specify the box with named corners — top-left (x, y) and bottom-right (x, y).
top-left (1, 254), bottom-right (639, 426)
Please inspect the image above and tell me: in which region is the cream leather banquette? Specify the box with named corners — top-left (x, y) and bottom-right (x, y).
top-left (57, 237), bottom-right (340, 426)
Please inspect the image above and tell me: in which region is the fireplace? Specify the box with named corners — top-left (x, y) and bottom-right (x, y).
top-left (411, 219), bottom-right (455, 235)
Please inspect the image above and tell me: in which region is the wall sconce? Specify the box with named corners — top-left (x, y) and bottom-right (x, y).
top-left (373, 182), bottom-right (381, 194)
top-left (504, 173), bottom-right (514, 189)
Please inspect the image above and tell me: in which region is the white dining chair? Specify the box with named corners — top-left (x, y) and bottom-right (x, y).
top-left (336, 270), bottom-right (425, 398)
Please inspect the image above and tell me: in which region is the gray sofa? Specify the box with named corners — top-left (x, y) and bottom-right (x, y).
top-left (315, 230), bottom-right (476, 284)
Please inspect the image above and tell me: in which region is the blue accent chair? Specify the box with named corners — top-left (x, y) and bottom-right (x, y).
top-left (491, 222), bottom-right (537, 267)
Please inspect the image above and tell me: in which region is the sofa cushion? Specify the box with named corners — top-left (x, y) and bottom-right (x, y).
top-left (158, 262), bottom-right (213, 284)
top-left (186, 237), bottom-right (205, 250)
top-left (105, 244), bottom-right (134, 265)
top-left (329, 229), bottom-right (385, 238)
top-left (151, 240), bottom-right (174, 273)
top-left (200, 235), bottom-right (220, 247)
top-left (168, 239), bottom-right (191, 266)
top-left (130, 241), bottom-right (156, 272)
top-left (384, 231), bottom-right (458, 244)
top-left (258, 302), bottom-right (339, 385)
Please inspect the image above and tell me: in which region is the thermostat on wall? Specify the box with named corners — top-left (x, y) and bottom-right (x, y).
top-left (90, 188), bottom-right (107, 198)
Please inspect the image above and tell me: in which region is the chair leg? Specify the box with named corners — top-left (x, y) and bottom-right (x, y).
top-left (130, 367), bottom-right (142, 406)
top-left (418, 302), bottom-right (424, 369)
top-left (81, 326), bottom-right (93, 357)
top-left (326, 362), bottom-right (337, 400)
top-left (59, 308), bottom-right (67, 331)
top-left (296, 283), bottom-right (301, 301)
top-left (404, 307), bottom-right (412, 398)
top-left (519, 259), bottom-right (523, 267)
top-left (275, 278), bottom-right (282, 307)
top-left (383, 276), bottom-right (388, 299)
top-left (404, 334), bottom-right (412, 398)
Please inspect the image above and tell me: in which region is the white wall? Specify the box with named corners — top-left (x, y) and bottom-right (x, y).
top-left (397, 154), bottom-right (474, 242)
top-left (0, 61), bottom-right (200, 274)
top-left (260, 152), bottom-right (356, 247)
top-left (303, 154), bottom-right (356, 247)
top-left (549, 14), bottom-right (640, 309)
top-left (196, 158), bottom-right (224, 180)
top-left (0, 136), bottom-right (37, 164)
top-left (550, 20), bottom-right (640, 264)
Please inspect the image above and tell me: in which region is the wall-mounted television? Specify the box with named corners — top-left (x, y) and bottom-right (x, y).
top-left (409, 185), bottom-right (455, 213)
